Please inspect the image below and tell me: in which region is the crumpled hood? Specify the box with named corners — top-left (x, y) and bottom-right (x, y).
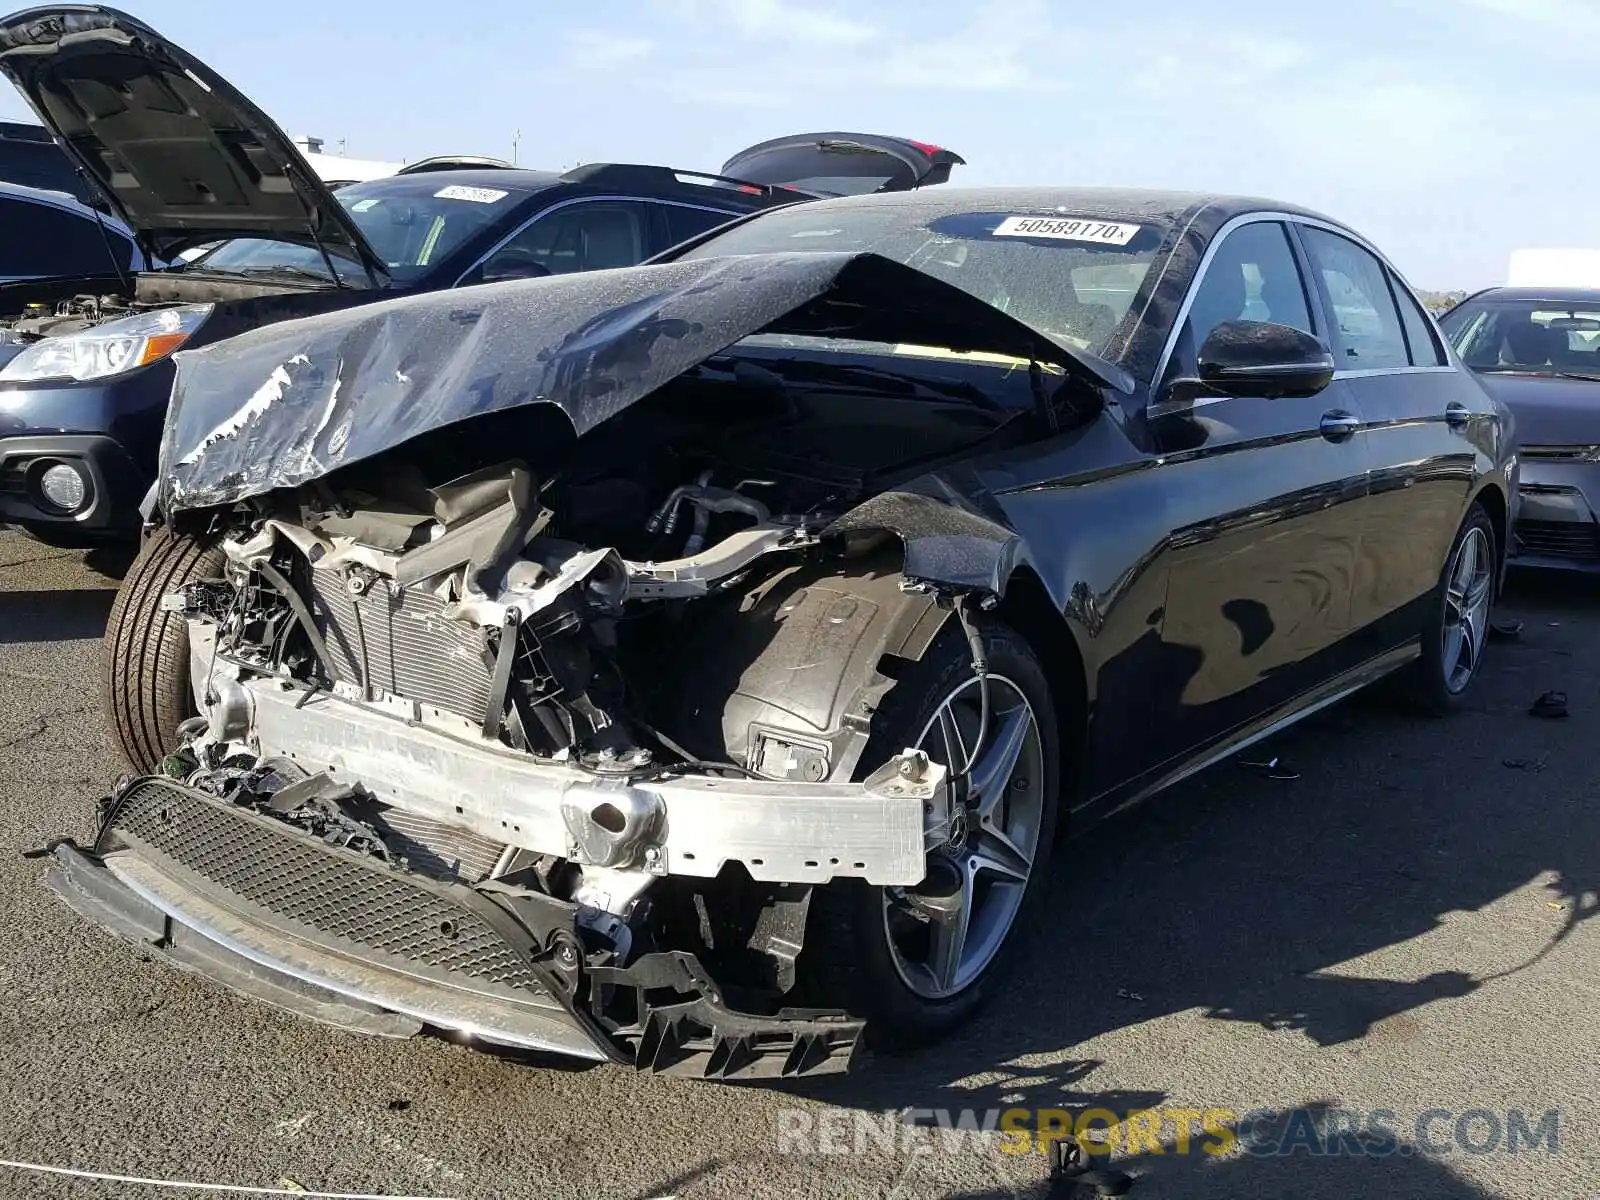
top-left (1475, 372), bottom-right (1600, 447)
top-left (158, 250), bottom-right (1129, 514)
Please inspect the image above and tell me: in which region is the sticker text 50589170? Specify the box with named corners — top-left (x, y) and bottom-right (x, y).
top-left (991, 215), bottom-right (1141, 246)
top-left (434, 184), bottom-right (509, 204)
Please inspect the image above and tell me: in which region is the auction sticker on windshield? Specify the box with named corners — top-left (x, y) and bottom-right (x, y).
top-left (992, 216), bottom-right (1141, 245)
top-left (434, 185), bottom-right (509, 204)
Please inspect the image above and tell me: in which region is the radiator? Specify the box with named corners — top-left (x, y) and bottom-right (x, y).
top-left (306, 566), bottom-right (495, 723)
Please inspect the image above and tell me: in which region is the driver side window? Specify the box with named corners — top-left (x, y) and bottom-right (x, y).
top-left (475, 200), bottom-right (649, 282)
top-left (1184, 221), bottom-right (1315, 358)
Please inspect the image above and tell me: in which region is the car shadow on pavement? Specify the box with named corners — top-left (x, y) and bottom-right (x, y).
top-left (775, 574), bottom-right (1599, 1183)
top-left (0, 588), bottom-right (116, 644)
top-left (82, 543), bottom-right (136, 581)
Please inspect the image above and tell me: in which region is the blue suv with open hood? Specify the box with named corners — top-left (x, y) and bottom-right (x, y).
top-left (0, 4), bottom-right (963, 546)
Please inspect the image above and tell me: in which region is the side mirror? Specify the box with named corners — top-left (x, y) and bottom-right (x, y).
top-left (1171, 320), bottom-right (1336, 403)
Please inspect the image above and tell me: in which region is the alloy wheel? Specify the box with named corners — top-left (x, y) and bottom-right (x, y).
top-left (1442, 525), bottom-right (1493, 694)
top-left (883, 674), bottom-right (1046, 1000)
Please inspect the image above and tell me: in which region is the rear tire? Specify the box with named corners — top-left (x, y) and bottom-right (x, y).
top-left (102, 526), bottom-right (226, 772)
top-left (800, 619), bottom-right (1060, 1050)
top-left (1407, 502), bottom-right (1497, 715)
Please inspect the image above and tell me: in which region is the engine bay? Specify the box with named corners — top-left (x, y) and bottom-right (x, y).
top-left (175, 356), bottom-right (1038, 758)
top-left (148, 364), bottom-right (1040, 1015)
top-left (1, 269), bottom-right (344, 338)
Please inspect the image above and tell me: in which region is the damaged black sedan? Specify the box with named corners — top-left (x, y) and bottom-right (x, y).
top-left (52, 189), bottom-right (1515, 1079)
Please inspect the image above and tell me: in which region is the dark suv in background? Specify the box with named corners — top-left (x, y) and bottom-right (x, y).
top-left (0, 115), bottom-right (85, 195)
top-left (1, 118), bottom-right (150, 289)
top-left (0, 4), bottom-right (962, 546)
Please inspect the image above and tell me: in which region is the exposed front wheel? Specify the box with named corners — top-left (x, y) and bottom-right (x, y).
top-left (802, 621), bottom-right (1060, 1048)
top-left (1408, 503), bottom-right (1497, 714)
top-left (102, 525), bottom-right (226, 772)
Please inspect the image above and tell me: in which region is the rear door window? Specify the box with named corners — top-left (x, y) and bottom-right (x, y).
top-left (657, 203), bottom-right (737, 250)
top-left (1391, 272), bottom-right (1447, 366)
top-left (0, 197), bottom-right (131, 279)
top-left (1300, 227), bottom-right (1410, 370)
top-left (478, 200), bottom-right (650, 277)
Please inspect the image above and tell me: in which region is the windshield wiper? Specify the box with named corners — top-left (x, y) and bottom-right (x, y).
top-left (761, 357), bottom-right (1011, 413)
top-left (1478, 366), bottom-right (1600, 382)
top-left (227, 265), bottom-right (342, 285)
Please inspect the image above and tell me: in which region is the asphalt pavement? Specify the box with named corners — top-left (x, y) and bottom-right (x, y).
top-left (1, 527), bottom-right (1597, 1200)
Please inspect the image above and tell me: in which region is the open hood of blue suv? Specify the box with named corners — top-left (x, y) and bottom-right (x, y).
top-left (0, 5), bottom-right (391, 282)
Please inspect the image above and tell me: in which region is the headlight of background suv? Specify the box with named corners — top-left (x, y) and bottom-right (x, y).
top-left (0, 304), bottom-right (214, 384)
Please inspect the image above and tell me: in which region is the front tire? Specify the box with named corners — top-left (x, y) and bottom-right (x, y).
top-left (102, 526), bottom-right (226, 772)
top-left (801, 619), bottom-right (1060, 1049)
top-left (1408, 502), bottom-right (1497, 715)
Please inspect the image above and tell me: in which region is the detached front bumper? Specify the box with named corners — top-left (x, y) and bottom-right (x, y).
top-left (44, 776), bottom-right (863, 1078)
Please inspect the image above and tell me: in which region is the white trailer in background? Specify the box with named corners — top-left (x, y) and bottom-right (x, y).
top-left (1507, 248), bottom-right (1600, 288)
top-left (291, 136), bottom-right (402, 186)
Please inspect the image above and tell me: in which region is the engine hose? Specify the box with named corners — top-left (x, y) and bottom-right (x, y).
top-left (682, 469), bottom-right (716, 556)
top-left (255, 560), bottom-right (340, 684)
top-left (953, 595), bottom-right (989, 780)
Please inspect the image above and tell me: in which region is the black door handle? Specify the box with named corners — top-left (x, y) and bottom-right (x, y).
top-left (1320, 410), bottom-right (1360, 442)
top-left (1445, 402), bottom-right (1472, 428)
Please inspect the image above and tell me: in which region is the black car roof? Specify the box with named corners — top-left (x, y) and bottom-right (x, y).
top-left (354, 166), bottom-right (562, 192)
top-left (788, 186), bottom-right (1352, 241)
top-left (1462, 286), bottom-right (1600, 304)
top-left (352, 163), bottom-right (778, 210)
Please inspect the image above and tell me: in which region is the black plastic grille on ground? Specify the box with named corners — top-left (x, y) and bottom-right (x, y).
top-left (110, 778), bottom-right (538, 989)
top-left (307, 567), bottom-right (494, 722)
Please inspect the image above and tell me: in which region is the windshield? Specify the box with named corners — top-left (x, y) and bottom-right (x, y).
top-left (189, 175), bottom-right (535, 285)
top-left (676, 203), bottom-right (1166, 357)
top-left (1440, 297), bottom-right (1600, 378)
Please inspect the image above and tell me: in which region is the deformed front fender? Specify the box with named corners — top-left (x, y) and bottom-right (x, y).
top-left (137, 480), bottom-right (160, 525)
top-left (824, 489), bottom-right (1023, 598)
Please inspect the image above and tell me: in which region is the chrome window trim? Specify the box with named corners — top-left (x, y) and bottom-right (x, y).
top-left (452, 193), bottom-right (743, 286)
top-left (1334, 366), bottom-right (1457, 379)
top-left (1106, 199), bottom-right (1221, 365)
top-left (1149, 211), bottom-right (1309, 393)
top-left (1150, 363), bottom-right (1465, 420)
top-left (1148, 210), bottom-right (1463, 401)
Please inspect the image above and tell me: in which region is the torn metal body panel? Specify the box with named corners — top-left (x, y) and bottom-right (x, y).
top-left (157, 250), bottom-right (1122, 513)
top-left (826, 489), bottom-right (1025, 598)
